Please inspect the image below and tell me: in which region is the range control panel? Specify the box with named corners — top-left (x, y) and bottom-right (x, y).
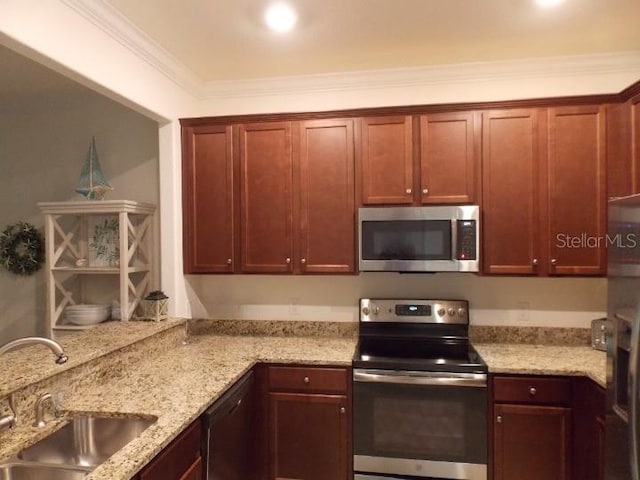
top-left (360, 298), bottom-right (469, 325)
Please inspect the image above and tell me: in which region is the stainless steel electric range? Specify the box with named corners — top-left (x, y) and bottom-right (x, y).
top-left (352, 298), bottom-right (488, 480)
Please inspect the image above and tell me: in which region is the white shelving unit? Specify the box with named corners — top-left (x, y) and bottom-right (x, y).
top-left (38, 200), bottom-right (156, 335)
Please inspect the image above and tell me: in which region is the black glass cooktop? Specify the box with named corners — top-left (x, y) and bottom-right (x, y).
top-left (353, 332), bottom-right (487, 374)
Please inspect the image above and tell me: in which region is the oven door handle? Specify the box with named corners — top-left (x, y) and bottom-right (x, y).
top-left (353, 369), bottom-right (487, 388)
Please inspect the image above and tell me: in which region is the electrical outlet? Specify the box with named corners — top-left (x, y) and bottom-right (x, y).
top-left (515, 301), bottom-right (530, 322)
top-left (288, 297), bottom-right (301, 316)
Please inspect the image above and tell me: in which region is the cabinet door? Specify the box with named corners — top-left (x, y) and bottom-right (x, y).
top-left (239, 122), bottom-right (293, 273)
top-left (179, 457), bottom-right (203, 480)
top-left (420, 112), bottom-right (478, 204)
top-left (607, 101), bottom-right (633, 198)
top-left (269, 392), bottom-right (349, 480)
top-left (546, 106), bottom-right (606, 275)
top-left (572, 378), bottom-right (606, 480)
top-left (298, 119), bottom-right (355, 273)
top-left (482, 109), bottom-right (541, 274)
top-left (633, 95), bottom-right (640, 193)
top-left (139, 421), bottom-right (202, 480)
top-left (182, 125), bottom-right (235, 273)
top-left (494, 404), bottom-right (571, 480)
top-left (359, 116), bottom-right (413, 205)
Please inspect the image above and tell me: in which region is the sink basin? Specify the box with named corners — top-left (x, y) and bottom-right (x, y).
top-left (0, 462), bottom-right (88, 480)
top-left (18, 414), bottom-right (156, 468)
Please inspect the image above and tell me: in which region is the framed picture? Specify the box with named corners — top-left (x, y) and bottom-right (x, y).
top-left (88, 215), bottom-right (119, 267)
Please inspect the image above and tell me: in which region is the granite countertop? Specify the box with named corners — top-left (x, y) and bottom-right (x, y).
top-left (1, 334), bottom-right (357, 480)
top-left (0, 319), bottom-right (184, 398)
top-left (0, 325), bottom-right (608, 480)
top-left (475, 343), bottom-right (607, 387)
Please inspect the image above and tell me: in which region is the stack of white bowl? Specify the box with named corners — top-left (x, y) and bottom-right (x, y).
top-left (64, 304), bottom-right (111, 325)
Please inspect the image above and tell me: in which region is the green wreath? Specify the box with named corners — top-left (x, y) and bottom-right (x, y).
top-left (0, 222), bottom-right (45, 276)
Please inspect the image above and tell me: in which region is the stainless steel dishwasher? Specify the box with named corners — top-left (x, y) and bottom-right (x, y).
top-left (202, 370), bottom-right (256, 480)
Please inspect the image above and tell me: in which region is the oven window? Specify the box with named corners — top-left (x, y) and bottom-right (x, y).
top-left (374, 397), bottom-right (465, 457)
top-left (354, 379), bottom-right (487, 464)
top-left (361, 220), bottom-right (451, 261)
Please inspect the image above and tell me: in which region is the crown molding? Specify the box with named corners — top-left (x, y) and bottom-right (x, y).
top-left (59, 0), bottom-right (205, 98)
top-left (58, 0), bottom-right (640, 104)
top-left (203, 52), bottom-right (640, 100)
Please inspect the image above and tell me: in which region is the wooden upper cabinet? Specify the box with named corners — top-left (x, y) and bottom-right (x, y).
top-left (298, 119), bottom-right (355, 273)
top-left (419, 112), bottom-right (478, 204)
top-left (546, 105), bottom-right (606, 275)
top-left (606, 95), bottom-right (640, 198)
top-left (606, 101), bottom-right (633, 198)
top-left (633, 95), bottom-right (640, 193)
top-left (182, 125), bottom-right (235, 273)
top-left (239, 122), bottom-right (293, 273)
top-left (358, 116), bottom-right (413, 205)
top-left (482, 109), bottom-right (541, 275)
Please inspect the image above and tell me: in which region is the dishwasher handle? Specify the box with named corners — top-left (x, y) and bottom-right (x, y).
top-left (203, 370), bottom-right (254, 427)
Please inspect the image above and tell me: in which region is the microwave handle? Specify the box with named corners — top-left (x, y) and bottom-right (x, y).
top-left (630, 306), bottom-right (640, 480)
top-left (451, 219), bottom-right (458, 260)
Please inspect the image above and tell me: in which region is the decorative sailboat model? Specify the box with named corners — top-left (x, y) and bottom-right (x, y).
top-left (75, 137), bottom-right (113, 200)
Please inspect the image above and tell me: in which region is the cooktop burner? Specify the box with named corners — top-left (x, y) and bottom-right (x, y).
top-left (354, 298), bottom-right (487, 374)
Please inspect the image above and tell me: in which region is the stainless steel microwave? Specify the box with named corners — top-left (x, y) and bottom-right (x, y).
top-left (358, 205), bottom-right (480, 272)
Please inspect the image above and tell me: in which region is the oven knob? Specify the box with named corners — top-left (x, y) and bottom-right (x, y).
top-left (458, 308), bottom-right (467, 317)
top-left (373, 306), bottom-right (380, 315)
top-left (447, 308), bottom-right (456, 316)
top-left (362, 307), bottom-right (370, 316)
top-left (437, 308), bottom-right (446, 317)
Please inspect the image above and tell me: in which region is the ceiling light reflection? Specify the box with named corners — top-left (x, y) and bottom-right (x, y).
top-left (535, 0), bottom-right (565, 7)
top-left (265, 3), bottom-right (297, 33)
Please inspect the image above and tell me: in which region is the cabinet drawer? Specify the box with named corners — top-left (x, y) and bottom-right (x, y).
top-left (268, 366), bottom-right (348, 394)
top-left (493, 376), bottom-right (571, 405)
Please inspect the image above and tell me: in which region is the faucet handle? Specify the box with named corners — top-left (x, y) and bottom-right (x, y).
top-left (0, 394), bottom-right (17, 432)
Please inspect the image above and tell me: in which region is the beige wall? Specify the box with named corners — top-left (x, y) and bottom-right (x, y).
top-left (0, 88), bottom-right (159, 343)
top-left (186, 274), bottom-right (606, 328)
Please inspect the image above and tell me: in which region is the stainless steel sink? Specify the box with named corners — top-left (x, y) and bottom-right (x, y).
top-left (17, 414), bottom-right (156, 468)
top-left (0, 462), bottom-right (89, 480)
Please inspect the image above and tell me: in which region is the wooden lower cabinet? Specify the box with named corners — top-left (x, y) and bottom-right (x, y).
top-left (136, 420), bottom-right (202, 480)
top-left (267, 365), bottom-right (351, 480)
top-left (494, 403), bottom-right (571, 480)
top-left (572, 377), bottom-right (606, 480)
top-left (269, 392), bottom-right (349, 480)
top-left (492, 375), bottom-right (605, 480)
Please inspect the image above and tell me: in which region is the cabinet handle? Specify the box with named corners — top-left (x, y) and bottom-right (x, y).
top-left (340, 407), bottom-right (346, 414)
top-left (496, 415), bottom-right (503, 423)
top-left (551, 258), bottom-right (557, 266)
top-left (405, 188), bottom-right (412, 195)
top-left (226, 258), bottom-right (232, 265)
top-left (422, 188), bottom-right (428, 195)
top-left (532, 258), bottom-right (538, 266)
top-left (301, 258), bottom-right (306, 264)
top-left (285, 257), bottom-right (291, 264)
top-left (303, 376), bottom-right (310, 384)
top-left (529, 387), bottom-right (537, 396)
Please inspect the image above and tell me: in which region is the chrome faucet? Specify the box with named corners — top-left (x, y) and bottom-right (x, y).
top-left (0, 336), bottom-right (68, 364)
top-left (33, 393), bottom-right (59, 427)
top-left (0, 336), bottom-right (68, 432)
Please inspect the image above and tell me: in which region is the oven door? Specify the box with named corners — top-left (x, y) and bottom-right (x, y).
top-left (353, 369), bottom-right (487, 480)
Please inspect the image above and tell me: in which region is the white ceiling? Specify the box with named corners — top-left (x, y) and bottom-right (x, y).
top-left (105, 0), bottom-right (640, 81)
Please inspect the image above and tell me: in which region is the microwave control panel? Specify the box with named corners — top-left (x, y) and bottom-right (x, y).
top-left (456, 220), bottom-right (477, 260)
